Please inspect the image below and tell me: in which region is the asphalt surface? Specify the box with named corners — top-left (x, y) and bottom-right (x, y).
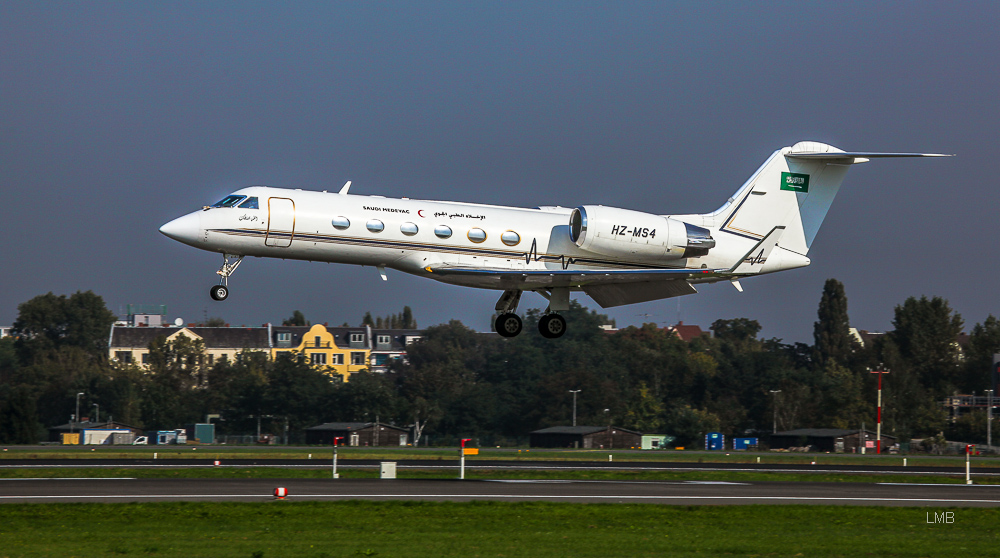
top-left (1, 458), bottom-right (997, 476)
top-left (2, 478), bottom-right (999, 506)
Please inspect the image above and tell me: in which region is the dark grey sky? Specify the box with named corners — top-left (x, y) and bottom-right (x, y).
top-left (2, 2), bottom-right (997, 342)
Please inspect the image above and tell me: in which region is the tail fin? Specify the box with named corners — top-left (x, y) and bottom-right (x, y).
top-left (706, 141), bottom-right (950, 256)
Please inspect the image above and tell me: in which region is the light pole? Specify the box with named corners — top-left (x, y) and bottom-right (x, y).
top-left (870, 368), bottom-right (890, 454)
top-left (568, 390), bottom-right (581, 426)
top-left (769, 390), bottom-right (781, 434)
top-left (92, 403), bottom-right (100, 424)
top-left (73, 392), bottom-right (84, 432)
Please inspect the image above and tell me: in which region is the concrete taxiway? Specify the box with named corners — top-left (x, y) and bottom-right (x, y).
top-left (2, 478), bottom-right (999, 506)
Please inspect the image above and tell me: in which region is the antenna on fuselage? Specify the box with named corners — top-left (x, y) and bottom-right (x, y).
top-left (338, 181), bottom-right (352, 195)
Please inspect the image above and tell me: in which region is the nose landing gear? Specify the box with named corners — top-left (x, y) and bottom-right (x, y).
top-left (211, 253), bottom-right (244, 302)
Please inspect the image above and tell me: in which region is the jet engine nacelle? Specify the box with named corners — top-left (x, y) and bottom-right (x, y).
top-left (569, 205), bottom-right (715, 261)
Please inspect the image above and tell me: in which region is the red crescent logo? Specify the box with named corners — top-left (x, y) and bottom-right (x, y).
top-left (418, 210), bottom-right (426, 218)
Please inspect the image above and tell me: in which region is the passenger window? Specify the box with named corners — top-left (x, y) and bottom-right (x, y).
top-left (400, 222), bottom-right (418, 236)
top-left (332, 216), bottom-right (350, 230)
top-left (434, 225), bottom-right (452, 239)
top-left (501, 231), bottom-right (521, 246)
top-left (468, 228), bottom-right (487, 243)
top-left (366, 220), bottom-right (385, 233)
top-left (237, 197), bottom-right (259, 209)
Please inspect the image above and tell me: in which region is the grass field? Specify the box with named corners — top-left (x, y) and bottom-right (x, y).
top-left (0, 501), bottom-right (996, 557)
top-left (0, 466), bottom-right (995, 485)
top-left (2, 446), bottom-right (997, 469)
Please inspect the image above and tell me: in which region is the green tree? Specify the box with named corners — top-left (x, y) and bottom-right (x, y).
top-left (890, 296), bottom-right (964, 396)
top-left (12, 291), bottom-right (116, 362)
top-left (282, 310), bottom-right (308, 326)
top-left (361, 312), bottom-right (375, 327)
top-left (710, 318), bottom-right (761, 346)
top-left (205, 317), bottom-right (226, 327)
top-left (813, 278), bottom-right (860, 367)
top-left (0, 385), bottom-right (41, 443)
top-left (960, 315), bottom-right (1000, 393)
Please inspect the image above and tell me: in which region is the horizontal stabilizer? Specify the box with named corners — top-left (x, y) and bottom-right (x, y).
top-left (786, 152), bottom-right (953, 160)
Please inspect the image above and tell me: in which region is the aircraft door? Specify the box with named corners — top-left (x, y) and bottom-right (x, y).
top-left (266, 197), bottom-right (295, 247)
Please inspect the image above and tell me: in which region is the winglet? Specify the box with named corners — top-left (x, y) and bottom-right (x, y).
top-left (339, 181), bottom-right (352, 195)
top-left (726, 226), bottom-right (786, 275)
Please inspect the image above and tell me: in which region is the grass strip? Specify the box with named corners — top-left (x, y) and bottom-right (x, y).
top-left (0, 466), bottom-right (995, 484)
top-left (0, 501), bottom-right (996, 557)
top-left (3, 447), bottom-right (998, 469)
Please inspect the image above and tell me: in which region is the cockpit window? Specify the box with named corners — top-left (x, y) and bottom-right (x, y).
top-left (211, 195), bottom-right (247, 208)
top-left (237, 197), bottom-right (259, 209)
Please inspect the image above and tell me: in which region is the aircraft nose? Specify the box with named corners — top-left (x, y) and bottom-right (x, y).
top-left (159, 212), bottom-right (201, 245)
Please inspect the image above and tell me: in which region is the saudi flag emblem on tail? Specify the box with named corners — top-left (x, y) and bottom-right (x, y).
top-left (780, 172), bottom-right (809, 192)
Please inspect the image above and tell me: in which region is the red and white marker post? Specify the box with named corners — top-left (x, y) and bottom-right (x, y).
top-left (459, 438), bottom-right (472, 480)
top-left (274, 487), bottom-right (287, 499)
top-left (870, 369), bottom-right (890, 454)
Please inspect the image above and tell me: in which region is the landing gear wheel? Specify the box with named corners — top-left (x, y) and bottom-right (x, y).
top-left (538, 314), bottom-right (566, 339)
top-left (495, 313), bottom-right (523, 338)
top-left (210, 284), bottom-right (229, 301)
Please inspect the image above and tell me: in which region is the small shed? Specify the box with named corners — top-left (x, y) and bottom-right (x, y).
top-left (529, 426), bottom-right (641, 449)
top-left (305, 422), bottom-right (409, 446)
top-left (770, 428), bottom-right (897, 453)
top-left (641, 434), bottom-right (675, 450)
top-left (48, 421), bottom-right (142, 443)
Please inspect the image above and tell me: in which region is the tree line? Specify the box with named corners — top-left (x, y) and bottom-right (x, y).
top-left (1, 281), bottom-right (998, 446)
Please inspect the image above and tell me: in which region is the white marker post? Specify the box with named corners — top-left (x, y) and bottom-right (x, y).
top-left (333, 436), bottom-right (344, 479)
top-left (966, 444), bottom-right (973, 485)
top-left (460, 438), bottom-right (472, 480)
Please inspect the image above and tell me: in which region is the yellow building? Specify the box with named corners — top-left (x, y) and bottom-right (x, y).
top-left (270, 324), bottom-right (371, 381)
top-left (109, 323), bottom-right (421, 382)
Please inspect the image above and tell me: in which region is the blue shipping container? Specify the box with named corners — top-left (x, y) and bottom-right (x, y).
top-left (733, 437), bottom-right (758, 450)
top-left (705, 432), bottom-right (725, 451)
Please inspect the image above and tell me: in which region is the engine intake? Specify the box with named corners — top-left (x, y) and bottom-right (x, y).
top-left (569, 206), bottom-right (714, 261)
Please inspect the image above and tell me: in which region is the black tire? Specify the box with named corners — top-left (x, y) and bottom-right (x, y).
top-left (538, 313), bottom-right (566, 339)
top-left (495, 313), bottom-right (523, 338)
top-left (210, 284), bottom-right (229, 301)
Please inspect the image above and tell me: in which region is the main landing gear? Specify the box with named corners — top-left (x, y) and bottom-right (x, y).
top-left (493, 289), bottom-right (567, 339)
top-left (210, 253), bottom-right (244, 301)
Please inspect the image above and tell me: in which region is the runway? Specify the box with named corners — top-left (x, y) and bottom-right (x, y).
top-left (2, 478), bottom-right (999, 506)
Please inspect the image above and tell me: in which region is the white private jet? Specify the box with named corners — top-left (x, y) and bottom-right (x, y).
top-left (160, 141), bottom-right (948, 339)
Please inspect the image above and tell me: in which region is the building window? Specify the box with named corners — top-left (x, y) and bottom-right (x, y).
top-left (468, 228), bottom-right (487, 243)
top-left (141, 353), bottom-right (150, 365)
top-left (277, 332), bottom-right (291, 343)
top-left (314, 335), bottom-right (321, 348)
top-left (351, 352), bottom-right (366, 365)
top-left (207, 354), bottom-right (214, 365)
top-left (400, 222), bottom-right (418, 236)
top-left (350, 333), bottom-right (364, 343)
top-left (311, 353), bottom-right (327, 365)
top-left (377, 335), bottom-right (391, 345)
top-left (115, 351), bottom-right (132, 363)
top-left (331, 354), bottom-right (344, 365)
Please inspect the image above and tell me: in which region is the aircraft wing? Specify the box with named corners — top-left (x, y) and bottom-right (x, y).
top-left (425, 266), bottom-right (725, 307)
